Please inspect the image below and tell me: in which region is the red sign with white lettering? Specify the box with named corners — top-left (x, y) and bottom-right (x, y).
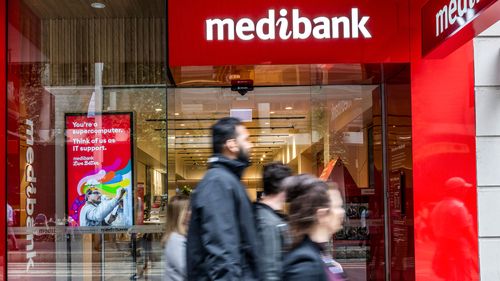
top-left (422, 0), bottom-right (499, 56)
top-left (168, 0), bottom-right (410, 66)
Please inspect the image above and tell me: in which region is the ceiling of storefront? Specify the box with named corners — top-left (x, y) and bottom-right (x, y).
top-left (168, 64), bottom-right (408, 87)
top-left (24, 0), bottom-right (165, 18)
top-left (165, 86), bottom-right (378, 171)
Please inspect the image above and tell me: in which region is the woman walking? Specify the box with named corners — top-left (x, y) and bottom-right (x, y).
top-left (283, 174), bottom-right (347, 281)
top-left (162, 195), bottom-right (190, 281)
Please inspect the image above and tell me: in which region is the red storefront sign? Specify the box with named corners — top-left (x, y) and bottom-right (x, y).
top-left (168, 0), bottom-right (410, 66)
top-left (65, 113), bottom-right (134, 227)
top-left (422, 0), bottom-right (499, 56)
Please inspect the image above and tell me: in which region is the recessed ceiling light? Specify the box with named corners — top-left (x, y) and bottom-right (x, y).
top-left (285, 106), bottom-right (293, 110)
top-left (91, 2), bottom-right (106, 9)
top-left (174, 112), bottom-right (180, 116)
top-left (185, 132), bottom-right (190, 135)
top-left (270, 111), bottom-right (275, 114)
top-left (180, 124), bottom-right (185, 127)
top-left (265, 122), bottom-right (269, 125)
top-left (155, 108), bottom-right (162, 112)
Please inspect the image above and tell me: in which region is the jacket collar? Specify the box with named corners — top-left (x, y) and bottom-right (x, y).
top-left (254, 202), bottom-right (288, 220)
top-left (207, 154), bottom-right (248, 179)
top-left (304, 235), bottom-right (326, 253)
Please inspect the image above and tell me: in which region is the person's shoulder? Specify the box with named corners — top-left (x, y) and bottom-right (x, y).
top-left (284, 240), bottom-right (319, 265)
top-left (198, 168), bottom-right (238, 190)
top-left (166, 232), bottom-right (186, 250)
top-left (80, 203), bottom-right (91, 212)
top-left (200, 167), bottom-right (230, 182)
top-left (169, 232), bottom-right (186, 243)
top-left (255, 203), bottom-right (283, 225)
top-left (283, 241), bottom-right (323, 279)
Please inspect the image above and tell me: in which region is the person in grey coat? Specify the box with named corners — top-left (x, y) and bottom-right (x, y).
top-left (163, 195), bottom-right (190, 281)
top-left (254, 162), bottom-right (292, 281)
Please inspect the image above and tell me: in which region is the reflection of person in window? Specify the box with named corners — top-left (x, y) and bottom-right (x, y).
top-left (79, 187), bottom-right (126, 226)
top-left (430, 177), bottom-right (478, 281)
top-left (7, 204), bottom-right (19, 250)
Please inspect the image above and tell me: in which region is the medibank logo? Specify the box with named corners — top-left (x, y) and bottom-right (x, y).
top-left (206, 8), bottom-right (372, 41)
top-left (435, 0), bottom-right (480, 37)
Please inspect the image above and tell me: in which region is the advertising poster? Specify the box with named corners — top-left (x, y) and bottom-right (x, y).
top-left (65, 112), bottom-right (134, 227)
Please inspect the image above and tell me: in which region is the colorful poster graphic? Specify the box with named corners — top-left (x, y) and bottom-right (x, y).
top-left (65, 113), bottom-right (134, 227)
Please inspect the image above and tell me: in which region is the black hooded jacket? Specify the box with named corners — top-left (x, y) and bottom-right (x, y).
top-left (187, 155), bottom-right (260, 281)
top-left (282, 236), bottom-right (327, 281)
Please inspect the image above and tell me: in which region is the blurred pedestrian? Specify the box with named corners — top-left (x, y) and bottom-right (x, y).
top-left (7, 203), bottom-right (19, 250)
top-left (255, 162), bottom-right (293, 281)
top-left (187, 117), bottom-right (260, 281)
top-left (283, 174), bottom-right (347, 281)
top-left (430, 177), bottom-right (478, 281)
top-left (163, 195), bottom-right (190, 281)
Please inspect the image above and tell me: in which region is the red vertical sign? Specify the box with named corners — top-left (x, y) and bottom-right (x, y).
top-left (422, 0), bottom-right (499, 56)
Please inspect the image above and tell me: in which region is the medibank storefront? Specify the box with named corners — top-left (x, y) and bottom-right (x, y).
top-left (0, 0), bottom-right (498, 280)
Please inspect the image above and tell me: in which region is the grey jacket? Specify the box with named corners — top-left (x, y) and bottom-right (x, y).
top-left (254, 202), bottom-right (289, 281)
top-left (164, 232), bottom-right (187, 281)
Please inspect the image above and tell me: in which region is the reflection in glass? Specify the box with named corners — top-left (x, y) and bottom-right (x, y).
top-left (7, 0), bottom-right (167, 279)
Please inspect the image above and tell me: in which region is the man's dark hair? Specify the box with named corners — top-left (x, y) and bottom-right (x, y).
top-left (211, 117), bottom-right (242, 154)
top-left (263, 162), bottom-right (293, 196)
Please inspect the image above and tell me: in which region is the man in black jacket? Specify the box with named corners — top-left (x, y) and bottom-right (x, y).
top-left (187, 117), bottom-right (260, 281)
top-left (254, 162), bottom-right (292, 281)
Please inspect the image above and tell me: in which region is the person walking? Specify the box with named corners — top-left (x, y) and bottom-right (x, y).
top-left (7, 203), bottom-right (19, 250)
top-left (254, 162), bottom-right (292, 281)
top-left (187, 117), bottom-right (260, 281)
top-left (283, 174), bottom-right (347, 281)
top-left (163, 195), bottom-right (190, 281)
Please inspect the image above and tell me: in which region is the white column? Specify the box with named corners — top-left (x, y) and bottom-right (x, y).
top-left (474, 20), bottom-right (500, 281)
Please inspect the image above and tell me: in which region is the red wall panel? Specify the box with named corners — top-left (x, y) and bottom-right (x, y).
top-left (410, 1), bottom-right (479, 280)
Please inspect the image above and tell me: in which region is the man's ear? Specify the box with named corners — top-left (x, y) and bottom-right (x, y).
top-left (225, 138), bottom-right (238, 153)
top-left (316, 208), bottom-right (329, 219)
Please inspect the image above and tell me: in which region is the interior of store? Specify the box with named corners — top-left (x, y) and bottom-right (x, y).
top-left (165, 63), bottom-right (413, 280)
